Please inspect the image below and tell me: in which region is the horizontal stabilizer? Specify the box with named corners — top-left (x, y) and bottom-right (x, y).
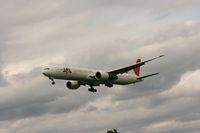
top-left (137, 73), bottom-right (159, 80)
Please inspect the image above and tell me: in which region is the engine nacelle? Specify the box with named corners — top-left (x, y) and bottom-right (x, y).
top-left (95, 71), bottom-right (110, 81)
top-left (66, 81), bottom-right (80, 90)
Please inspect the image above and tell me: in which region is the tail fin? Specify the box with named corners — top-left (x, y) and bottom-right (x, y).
top-left (133, 59), bottom-right (141, 76)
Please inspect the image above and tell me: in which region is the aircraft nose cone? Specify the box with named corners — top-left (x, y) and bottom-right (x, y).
top-left (42, 68), bottom-right (50, 77)
top-left (42, 70), bottom-right (48, 76)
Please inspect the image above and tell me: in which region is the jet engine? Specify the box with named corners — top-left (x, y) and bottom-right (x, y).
top-left (95, 71), bottom-right (110, 81)
top-left (66, 81), bottom-right (80, 89)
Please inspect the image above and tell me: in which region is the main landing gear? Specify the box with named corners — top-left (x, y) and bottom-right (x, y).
top-left (49, 77), bottom-right (55, 85)
top-left (88, 86), bottom-right (97, 93)
top-left (105, 83), bottom-right (113, 88)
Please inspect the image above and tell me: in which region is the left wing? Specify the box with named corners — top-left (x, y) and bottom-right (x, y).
top-left (109, 55), bottom-right (165, 75)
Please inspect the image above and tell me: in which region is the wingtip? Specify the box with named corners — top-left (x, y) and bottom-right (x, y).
top-left (152, 72), bottom-right (160, 76)
top-left (159, 55), bottom-right (165, 57)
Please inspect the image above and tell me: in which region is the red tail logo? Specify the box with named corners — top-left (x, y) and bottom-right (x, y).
top-left (133, 59), bottom-right (141, 76)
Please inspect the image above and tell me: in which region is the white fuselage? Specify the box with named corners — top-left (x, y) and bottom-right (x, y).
top-left (42, 67), bottom-right (141, 86)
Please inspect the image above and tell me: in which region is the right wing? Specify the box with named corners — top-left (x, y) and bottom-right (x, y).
top-left (109, 55), bottom-right (165, 75)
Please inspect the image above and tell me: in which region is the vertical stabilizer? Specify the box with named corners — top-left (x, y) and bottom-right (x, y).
top-left (133, 59), bottom-right (141, 76)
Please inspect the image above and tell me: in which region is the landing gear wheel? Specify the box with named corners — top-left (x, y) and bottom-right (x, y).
top-left (88, 88), bottom-right (97, 93)
top-left (51, 81), bottom-right (55, 85)
top-left (105, 83), bottom-right (113, 88)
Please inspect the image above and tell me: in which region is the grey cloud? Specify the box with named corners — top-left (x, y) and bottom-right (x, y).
top-left (114, 70), bottom-right (200, 133)
top-left (0, 43), bottom-right (7, 87)
top-left (0, 0), bottom-right (200, 133)
top-left (112, 22), bottom-right (200, 101)
top-left (0, 67), bottom-right (7, 87)
top-left (0, 73), bottom-right (107, 121)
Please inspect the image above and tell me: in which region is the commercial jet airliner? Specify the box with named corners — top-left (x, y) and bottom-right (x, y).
top-left (42, 55), bottom-right (164, 93)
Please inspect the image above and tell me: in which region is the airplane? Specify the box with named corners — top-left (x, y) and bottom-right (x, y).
top-left (42, 55), bottom-right (164, 93)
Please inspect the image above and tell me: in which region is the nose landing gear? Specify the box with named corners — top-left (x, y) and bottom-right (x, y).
top-left (49, 77), bottom-right (55, 85)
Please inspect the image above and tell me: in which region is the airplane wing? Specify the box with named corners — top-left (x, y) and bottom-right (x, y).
top-left (109, 55), bottom-right (165, 75)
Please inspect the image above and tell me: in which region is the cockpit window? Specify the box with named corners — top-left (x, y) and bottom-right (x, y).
top-left (44, 68), bottom-right (50, 70)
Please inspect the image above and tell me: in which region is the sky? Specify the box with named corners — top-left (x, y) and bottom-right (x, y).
top-left (0, 0), bottom-right (200, 133)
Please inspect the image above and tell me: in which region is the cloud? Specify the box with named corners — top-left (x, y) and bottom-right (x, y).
top-left (0, 70), bottom-right (107, 121)
top-left (111, 22), bottom-right (200, 101)
top-left (0, 0), bottom-right (200, 133)
top-left (0, 43), bottom-right (7, 87)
